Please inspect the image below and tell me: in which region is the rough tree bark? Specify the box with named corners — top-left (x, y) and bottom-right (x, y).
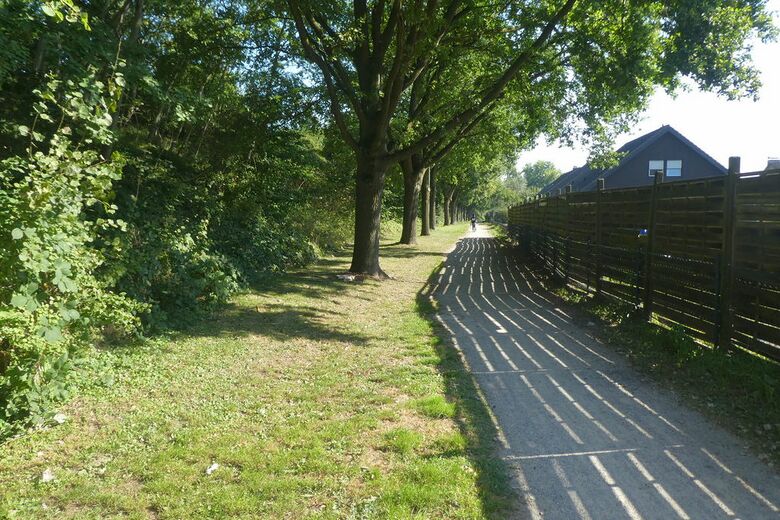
top-left (444, 187), bottom-right (456, 225)
top-left (351, 152), bottom-right (389, 276)
top-left (429, 167), bottom-right (436, 230)
top-left (421, 168), bottom-right (431, 236)
top-left (400, 155), bottom-right (427, 245)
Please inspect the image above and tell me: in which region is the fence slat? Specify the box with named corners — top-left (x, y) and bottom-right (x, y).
top-left (507, 157), bottom-right (780, 362)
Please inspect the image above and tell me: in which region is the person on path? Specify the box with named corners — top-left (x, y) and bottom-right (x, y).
top-left (470, 214), bottom-right (477, 232)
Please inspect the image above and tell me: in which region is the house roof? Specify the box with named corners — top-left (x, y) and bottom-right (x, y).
top-left (539, 125), bottom-right (726, 195)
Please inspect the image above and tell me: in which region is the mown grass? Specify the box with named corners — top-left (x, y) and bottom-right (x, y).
top-left (510, 248), bottom-right (780, 469)
top-left (0, 222), bottom-right (515, 519)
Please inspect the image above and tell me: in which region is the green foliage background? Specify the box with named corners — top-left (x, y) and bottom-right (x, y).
top-left (0, 0), bottom-right (774, 437)
top-left (0, 0), bottom-right (356, 436)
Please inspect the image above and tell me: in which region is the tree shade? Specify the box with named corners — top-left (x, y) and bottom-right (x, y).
top-left (0, 0), bottom-right (775, 433)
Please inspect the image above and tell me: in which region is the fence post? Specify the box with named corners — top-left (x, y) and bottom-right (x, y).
top-left (643, 170), bottom-right (663, 320)
top-left (564, 185), bottom-right (572, 285)
top-left (552, 194), bottom-right (558, 278)
top-left (717, 157), bottom-right (740, 350)
top-left (595, 178), bottom-right (605, 296)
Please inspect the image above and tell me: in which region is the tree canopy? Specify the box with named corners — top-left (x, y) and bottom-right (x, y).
top-left (282, 0), bottom-right (774, 275)
top-left (0, 0), bottom-right (775, 433)
top-left (522, 161), bottom-right (561, 192)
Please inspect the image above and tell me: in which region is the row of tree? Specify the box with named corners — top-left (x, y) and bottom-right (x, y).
top-left (283, 0), bottom-right (775, 276)
top-left (0, 0), bottom-right (774, 433)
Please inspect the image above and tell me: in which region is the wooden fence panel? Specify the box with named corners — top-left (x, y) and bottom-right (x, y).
top-left (507, 165), bottom-right (780, 362)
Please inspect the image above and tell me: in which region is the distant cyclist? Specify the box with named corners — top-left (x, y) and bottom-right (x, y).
top-left (470, 214), bottom-right (477, 232)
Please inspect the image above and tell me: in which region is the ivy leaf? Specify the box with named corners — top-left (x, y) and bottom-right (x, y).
top-left (11, 228), bottom-right (23, 240)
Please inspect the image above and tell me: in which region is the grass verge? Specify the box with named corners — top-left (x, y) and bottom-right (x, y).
top-left (513, 251), bottom-right (780, 469)
top-left (0, 222), bottom-right (514, 519)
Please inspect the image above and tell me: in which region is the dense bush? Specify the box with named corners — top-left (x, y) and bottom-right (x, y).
top-left (0, 1), bottom-right (346, 434)
top-left (0, 72), bottom-right (144, 436)
top-left (0, 0), bottom-right (378, 436)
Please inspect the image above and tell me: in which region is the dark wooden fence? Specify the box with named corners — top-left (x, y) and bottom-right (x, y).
top-left (508, 158), bottom-right (780, 362)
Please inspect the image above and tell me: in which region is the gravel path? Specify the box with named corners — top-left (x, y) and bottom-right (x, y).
top-left (433, 226), bottom-right (780, 520)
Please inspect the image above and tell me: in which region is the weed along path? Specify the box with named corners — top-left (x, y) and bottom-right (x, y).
top-left (429, 225), bottom-right (780, 520)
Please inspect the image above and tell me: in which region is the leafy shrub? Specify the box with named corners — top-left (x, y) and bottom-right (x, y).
top-left (105, 153), bottom-right (320, 329)
top-left (214, 214), bottom-right (318, 278)
top-left (111, 217), bottom-right (241, 330)
top-left (0, 72), bottom-right (144, 436)
top-left (659, 324), bottom-right (700, 365)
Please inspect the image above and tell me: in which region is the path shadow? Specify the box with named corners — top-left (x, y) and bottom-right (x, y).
top-left (414, 241), bottom-right (520, 519)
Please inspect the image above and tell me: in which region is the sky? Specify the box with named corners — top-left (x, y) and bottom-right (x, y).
top-left (516, 0), bottom-right (780, 175)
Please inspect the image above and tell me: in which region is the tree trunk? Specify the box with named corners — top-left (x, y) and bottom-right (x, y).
top-left (429, 167), bottom-right (436, 231)
top-left (350, 154), bottom-right (388, 277)
top-left (450, 198), bottom-right (457, 224)
top-left (399, 157), bottom-right (426, 245)
top-left (444, 188), bottom-right (455, 225)
top-left (33, 36), bottom-right (46, 75)
top-left (421, 168), bottom-right (431, 236)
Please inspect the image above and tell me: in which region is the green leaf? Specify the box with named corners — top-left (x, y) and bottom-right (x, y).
top-left (10, 294), bottom-right (27, 309)
top-left (11, 228), bottom-right (23, 240)
top-left (25, 297), bottom-right (39, 313)
top-left (41, 4), bottom-right (56, 17)
top-left (18, 125), bottom-right (29, 136)
top-left (44, 327), bottom-right (63, 343)
top-left (81, 12), bottom-right (91, 31)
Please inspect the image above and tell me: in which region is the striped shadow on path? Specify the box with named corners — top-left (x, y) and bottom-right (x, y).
top-left (427, 226), bottom-right (780, 520)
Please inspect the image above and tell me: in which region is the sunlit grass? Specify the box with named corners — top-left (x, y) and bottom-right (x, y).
top-left (382, 428), bottom-right (424, 455)
top-left (412, 395), bottom-right (457, 419)
top-left (0, 222), bottom-right (515, 519)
